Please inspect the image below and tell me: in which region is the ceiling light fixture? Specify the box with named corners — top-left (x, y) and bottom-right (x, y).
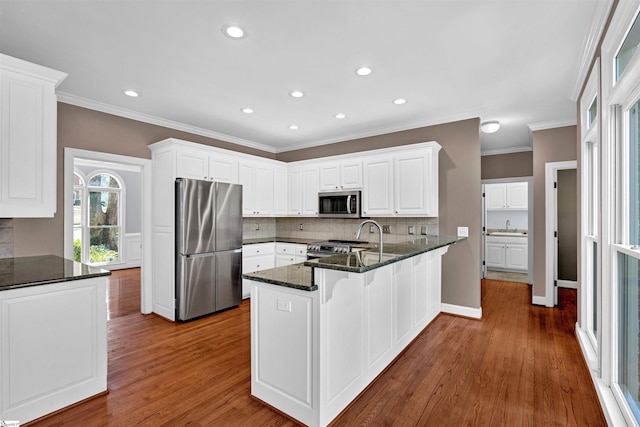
top-left (223, 25), bottom-right (245, 39)
top-left (289, 124), bottom-right (299, 130)
top-left (241, 107), bottom-right (254, 114)
top-left (123, 90), bottom-right (139, 97)
top-left (481, 121), bottom-right (501, 133)
top-left (289, 90), bottom-right (304, 98)
top-left (355, 67), bottom-right (372, 76)
top-left (335, 113), bottom-right (346, 119)
top-left (393, 98), bottom-right (407, 105)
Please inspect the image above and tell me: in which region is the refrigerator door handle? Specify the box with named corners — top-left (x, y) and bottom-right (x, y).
top-left (184, 252), bottom-right (217, 259)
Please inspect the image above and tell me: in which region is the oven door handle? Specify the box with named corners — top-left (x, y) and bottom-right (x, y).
top-left (346, 195), bottom-right (352, 214)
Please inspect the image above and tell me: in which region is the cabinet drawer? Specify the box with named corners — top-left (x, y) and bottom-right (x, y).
top-left (242, 255), bottom-right (275, 273)
top-left (243, 243), bottom-right (275, 257)
top-left (276, 243), bottom-right (307, 256)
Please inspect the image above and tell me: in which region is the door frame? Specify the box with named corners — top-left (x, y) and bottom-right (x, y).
top-left (481, 176), bottom-right (533, 284)
top-left (544, 160), bottom-right (577, 307)
top-left (64, 148), bottom-right (153, 314)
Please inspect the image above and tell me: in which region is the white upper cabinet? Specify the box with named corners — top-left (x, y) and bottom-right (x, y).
top-left (273, 167), bottom-right (288, 216)
top-left (0, 54), bottom-right (67, 217)
top-left (319, 160), bottom-right (362, 191)
top-left (362, 156), bottom-right (394, 216)
top-left (394, 146), bottom-right (438, 216)
top-left (485, 182), bottom-right (528, 210)
top-left (362, 142), bottom-right (440, 217)
top-left (176, 149), bottom-right (238, 183)
top-left (240, 161), bottom-right (274, 216)
top-left (288, 164), bottom-right (318, 216)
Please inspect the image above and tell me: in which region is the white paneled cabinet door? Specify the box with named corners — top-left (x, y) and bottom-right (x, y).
top-left (177, 150), bottom-right (208, 180)
top-left (485, 184), bottom-right (506, 209)
top-left (340, 160), bottom-right (362, 189)
top-left (287, 168), bottom-right (302, 215)
top-left (208, 153), bottom-right (238, 183)
top-left (506, 182), bottom-right (528, 209)
top-left (362, 157), bottom-right (393, 216)
top-left (0, 55), bottom-right (67, 217)
top-left (485, 242), bottom-right (506, 268)
top-left (239, 163), bottom-right (256, 216)
top-left (505, 243), bottom-right (528, 270)
top-left (319, 163), bottom-right (340, 191)
top-left (254, 164), bottom-right (273, 215)
top-left (301, 166), bottom-right (318, 215)
top-left (273, 167), bottom-right (288, 215)
top-left (394, 151), bottom-right (433, 216)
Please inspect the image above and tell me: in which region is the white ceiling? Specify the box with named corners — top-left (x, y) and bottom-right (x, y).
top-left (0, 0), bottom-right (610, 154)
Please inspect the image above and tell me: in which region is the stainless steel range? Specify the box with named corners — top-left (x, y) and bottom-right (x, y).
top-left (306, 239), bottom-right (368, 259)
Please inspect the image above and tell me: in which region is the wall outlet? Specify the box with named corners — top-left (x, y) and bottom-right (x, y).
top-left (457, 226), bottom-right (469, 237)
top-left (277, 298), bottom-right (292, 312)
top-left (369, 225), bottom-right (375, 233)
top-left (382, 225), bottom-right (391, 234)
top-left (255, 223), bottom-right (259, 231)
top-left (420, 226), bottom-right (427, 235)
top-left (408, 225), bottom-right (414, 235)
top-left (299, 223), bottom-right (304, 231)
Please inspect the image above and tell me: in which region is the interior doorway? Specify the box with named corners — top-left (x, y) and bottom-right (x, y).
top-left (544, 160), bottom-right (577, 307)
top-left (64, 148), bottom-right (152, 314)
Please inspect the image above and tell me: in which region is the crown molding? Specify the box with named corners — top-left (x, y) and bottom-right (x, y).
top-left (55, 92), bottom-right (278, 154)
top-left (274, 110), bottom-right (483, 153)
top-left (481, 146), bottom-right (533, 157)
top-left (1, 53), bottom-right (68, 86)
top-left (528, 119), bottom-right (576, 132)
top-left (568, 0), bottom-right (614, 101)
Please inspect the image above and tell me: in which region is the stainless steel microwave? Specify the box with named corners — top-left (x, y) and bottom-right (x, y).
top-left (318, 191), bottom-right (361, 218)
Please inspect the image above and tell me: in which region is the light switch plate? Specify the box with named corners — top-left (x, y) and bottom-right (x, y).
top-left (408, 225), bottom-right (414, 235)
top-left (457, 226), bottom-right (469, 237)
top-left (420, 226), bottom-right (427, 235)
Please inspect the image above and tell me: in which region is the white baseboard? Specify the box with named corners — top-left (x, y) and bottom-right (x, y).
top-left (441, 303), bottom-right (482, 319)
top-left (557, 279), bottom-right (578, 289)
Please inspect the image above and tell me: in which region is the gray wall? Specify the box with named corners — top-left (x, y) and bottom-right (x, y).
top-left (532, 126), bottom-right (577, 298)
top-left (481, 151), bottom-right (533, 180)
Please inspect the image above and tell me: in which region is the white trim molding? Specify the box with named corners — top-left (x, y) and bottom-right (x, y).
top-left (441, 303), bottom-right (482, 319)
top-left (528, 119), bottom-right (577, 132)
top-left (481, 145), bottom-right (533, 157)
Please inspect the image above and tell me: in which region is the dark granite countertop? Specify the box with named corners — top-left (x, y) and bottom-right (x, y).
top-left (0, 255), bottom-right (111, 292)
top-left (243, 263), bottom-right (315, 291)
top-left (304, 235), bottom-right (463, 273)
top-left (243, 235), bottom-right (463, 291)
top-left (242, 237), bottom-right (323, 245)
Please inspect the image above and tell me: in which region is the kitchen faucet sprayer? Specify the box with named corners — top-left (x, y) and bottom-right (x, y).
top-left (355, 220), bottom-right (383, 261)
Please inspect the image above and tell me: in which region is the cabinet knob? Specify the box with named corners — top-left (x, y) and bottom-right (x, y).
top-left (256, 250), bottom-right (260, 253)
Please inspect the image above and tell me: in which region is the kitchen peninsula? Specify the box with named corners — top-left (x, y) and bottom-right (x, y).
top-left (0, 255), bottom-right (110, 424)
top-left (244, 235), bottom-right (461, 427)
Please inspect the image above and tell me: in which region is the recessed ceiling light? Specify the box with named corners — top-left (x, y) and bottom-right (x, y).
top-left (393, 98), bottom-right (407, 105)
top-left (123, 90), bottom-right (139, 97)
top-left (355, 67), bottom-right (372, 76)
top-left (241, 107), bottom-right (254, 114)
top-left (289, 124), bottom-right (299, 130)
top-left (481, 121), bottom-right (500, 133)
top-left (223, 25), bottom-right (245, 39)
top-left (289, 90), bottom-right (304, 98)
top-left (335, 113), bottom-right (346, 119)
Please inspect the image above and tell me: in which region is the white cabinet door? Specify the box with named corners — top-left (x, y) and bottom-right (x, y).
top-left (505, 243), bottom-right (528, 270)
top-left (485, 184), bottom-right (506, 209)
top-left (394, 151), bottom-right (434, 216)
top-left (273, 167), bottom-right (288, 215)
top-left (362, 157), bottom-right (393, 216)
top-left (0, 56), bottom-right (66, 217)
top-left (208, 153), bottom-right (238, 183)
top-left (301, 166), bottom-right (319, 215)
top-left (177, 150), bottom-right (208, 180)
top-left (340, 160), bottom-right (362, 189)
top-left (319, 163), bottom-right (340, 191)
top-left (506, 182), bottom-right (528, 209)
top-left (240, 162), bottom-right (274, 216)
top-left (287, 168), bottom-right (302, 215)
top-left (485, 242), bottom-right (506, 268)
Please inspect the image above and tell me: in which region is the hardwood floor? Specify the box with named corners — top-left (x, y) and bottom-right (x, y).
top-left (30, 272), bottom-right (606, 426)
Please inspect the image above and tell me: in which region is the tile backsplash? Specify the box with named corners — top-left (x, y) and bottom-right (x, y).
top-left (245, 217), bottom-right (438, 244)
top-left (0, 219), bottom-right (13, 258)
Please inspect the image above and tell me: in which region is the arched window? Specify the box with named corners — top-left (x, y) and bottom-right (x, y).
top-left (72, 169), bottom-right (124, 265)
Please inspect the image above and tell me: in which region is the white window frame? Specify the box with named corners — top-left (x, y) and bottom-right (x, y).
top-left (599, 1), bottom-right (640, 424)
top-left (578, 57), bottom-right (601, 370)
top-left (84, 169), bottom-right (126, 267)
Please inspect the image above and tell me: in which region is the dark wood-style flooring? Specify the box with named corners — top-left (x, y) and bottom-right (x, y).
top-left (29, 269), bottom-right (606, 426)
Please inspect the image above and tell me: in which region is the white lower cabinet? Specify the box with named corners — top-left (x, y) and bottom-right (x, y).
top-left (485, 236), bottom-right (528, 272)
top-left (0, 277), bottom-right (107, 423)
top-left (242, 242), bottom-right (307, 298)
top-left (249, 246), bottom-right (449, 427)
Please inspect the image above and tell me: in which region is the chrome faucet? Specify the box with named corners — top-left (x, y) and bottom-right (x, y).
top-left (355, 219), bottom-right (383, 261)
top-left (506, 220), bottom-right (511, 231)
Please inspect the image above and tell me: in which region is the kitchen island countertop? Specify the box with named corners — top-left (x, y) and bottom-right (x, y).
top-left (0, 255), bottom-right (111, 292)
top-left (242, 235), bottom-right (463, 291)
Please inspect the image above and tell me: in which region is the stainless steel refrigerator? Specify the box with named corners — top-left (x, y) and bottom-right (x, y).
top-left (175, 178), bottom-right (242, 321)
